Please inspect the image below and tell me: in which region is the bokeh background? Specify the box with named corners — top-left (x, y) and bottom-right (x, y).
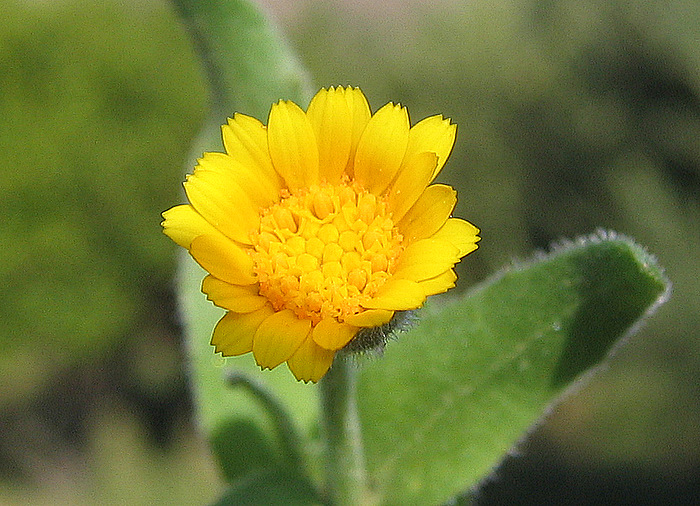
top-left (1, 0), bottom-right (698, 504)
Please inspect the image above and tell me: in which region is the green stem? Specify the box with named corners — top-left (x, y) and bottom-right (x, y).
top-left (319, 356), bottom-right (372, 506)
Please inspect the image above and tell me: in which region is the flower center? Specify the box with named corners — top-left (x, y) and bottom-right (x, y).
top-left (250, 180), bottom-right (403, 325)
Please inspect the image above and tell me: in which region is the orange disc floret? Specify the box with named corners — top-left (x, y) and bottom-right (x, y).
top-left (250, 180), bottom-right (403, 326)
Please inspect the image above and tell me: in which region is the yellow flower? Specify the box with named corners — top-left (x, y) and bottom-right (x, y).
top-left (162, 86), bottom-right (480, 382)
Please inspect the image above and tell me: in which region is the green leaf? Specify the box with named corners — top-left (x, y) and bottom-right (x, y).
top-left (172, 0), bottom-right (317, 485)
top-left (209, 418), bottom-right (279, 483)
top-left (211, 467), bottom-right (322, 506)
top-left (357, 232), bottom-right (670, 505)
top-left (172, 0), bottom-right (313, 119)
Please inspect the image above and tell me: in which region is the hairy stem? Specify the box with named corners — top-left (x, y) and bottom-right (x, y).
top-left (319, 357), bottom-right (373, 505)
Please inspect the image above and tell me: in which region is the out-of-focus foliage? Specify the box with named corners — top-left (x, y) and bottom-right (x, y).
top-left (1, 0), bottom-right (698, 503)
top-left (0, 0), bottom-right (216, 503)
top-left (0, 0), bottom-right (205, 403)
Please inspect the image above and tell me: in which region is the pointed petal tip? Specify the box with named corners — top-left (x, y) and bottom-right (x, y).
top-left (286, 336), bottom-right (335, 382)
top-left (252, 309), bottom-right (311, 370)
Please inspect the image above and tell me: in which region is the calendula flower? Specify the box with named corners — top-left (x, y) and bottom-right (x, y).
top-left (162, 86), bottom-right (479, 382)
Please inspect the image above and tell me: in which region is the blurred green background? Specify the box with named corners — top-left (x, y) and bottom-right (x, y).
top-left (1, 0), bottom-right (698, 504)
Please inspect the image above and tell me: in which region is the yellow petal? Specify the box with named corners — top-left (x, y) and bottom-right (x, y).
top-left (312, 318), bottom-right (359, 350)
top-left (211, 306), bottom-right (274, 356)
top-left (190, 234), bottom-right (256, 285)
top-left (161, 204), bottom-right (218, 248)
top-left (222, 113), bottom-right (281, 189)
top-left (418, 269), bottom-right (458, 297)
top-left (393, 239), bottom-right (460, 282)
top-left (202, 275), bottom-right (268, 313)
top-left (344, 309), bottom-right (394, 328)
top-left (363, 278), bottom-right (426, 310)
top-left (286, 336), bottom-right (335, 383)
top-left (198, 151), bottom-right (279, 209)
top-left (343, 87), bottom-right (372, 178)
top-left (184, 158), bottom-right (261, 245)
top-left (386, 151), bottom-right (437, 223)
top-left (398, 184), bottom-right (456, 243)
top-left (268, 99), bottom-right (319, 189)
top-left (432, 218), bottom-right (481, 257)
top-left (353, 102), bottom-right (409, 195)
top-left (253, 309), bottom-right (312, 370)
top-left (307, 87), bottom-right (352, 184)
top-left (405, 115), bottom-right (457, 182)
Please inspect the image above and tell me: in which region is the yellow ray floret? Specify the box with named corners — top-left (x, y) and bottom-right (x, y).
top-left (162, 86), bottom-right (480, 382)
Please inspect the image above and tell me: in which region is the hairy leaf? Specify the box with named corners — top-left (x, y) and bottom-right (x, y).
top-left (357, 232), bottom-right (669, 505)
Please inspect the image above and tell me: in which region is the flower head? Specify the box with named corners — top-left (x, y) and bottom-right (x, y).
top-left (162, 86), bottom-right (479, 382)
